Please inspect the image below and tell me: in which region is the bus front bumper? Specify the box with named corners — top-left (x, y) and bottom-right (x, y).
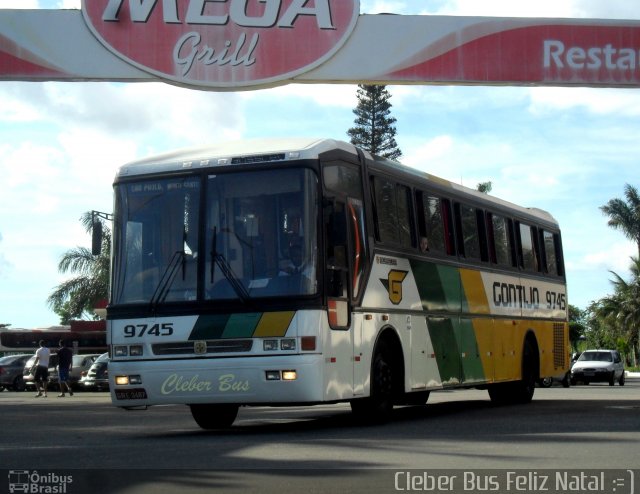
top-left (109, 354), bottom-right (325, 407)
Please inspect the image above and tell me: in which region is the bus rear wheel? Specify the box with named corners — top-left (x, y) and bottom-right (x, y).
top-left (489, 336), bottom-right (538, 405)
top-left (190, 404), bottom-right (239, 429)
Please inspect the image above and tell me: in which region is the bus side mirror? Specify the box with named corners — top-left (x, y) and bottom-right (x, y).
top-left (92, 221), bottom-right (103, 256)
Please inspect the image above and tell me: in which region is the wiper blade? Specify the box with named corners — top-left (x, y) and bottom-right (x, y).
top-left (150, 250), bottom-right (185, 311)
top-left (210, 226), bottom-right (250, 302)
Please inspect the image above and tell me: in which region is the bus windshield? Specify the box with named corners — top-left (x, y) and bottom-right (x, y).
top-left (112, 168), bottom-right (318, 305)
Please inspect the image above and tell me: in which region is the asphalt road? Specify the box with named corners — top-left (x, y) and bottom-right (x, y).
top-left (1, 379), bottom-right (638, 494)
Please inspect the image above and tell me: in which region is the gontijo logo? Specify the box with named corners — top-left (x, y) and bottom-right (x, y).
top-left (82, 0), bottom-right (360, 89)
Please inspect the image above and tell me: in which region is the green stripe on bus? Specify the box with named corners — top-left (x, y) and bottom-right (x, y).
top-left (222, 313), bottom-right (262, 338)
top-left (427, 317), bottom-right (487, 386)
top-left (457, 318), bottom-right (485, 383)
top-left (189, 314), bottom-right (231, 340)
top-left (410, 260), bottom-right (462, 312)
top-left (427, 316), bottom-right (462, 386)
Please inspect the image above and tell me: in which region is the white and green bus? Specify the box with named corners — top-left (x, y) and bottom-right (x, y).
top-left (104, 138), bottom-right (569, 428)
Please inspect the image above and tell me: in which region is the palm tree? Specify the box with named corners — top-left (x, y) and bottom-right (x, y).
top-left (591, 257), bottom-right (640, 366)
top-left (47, 212), bottom-right (111, 323)
top-left (600, 184), bottom-right (640, 257)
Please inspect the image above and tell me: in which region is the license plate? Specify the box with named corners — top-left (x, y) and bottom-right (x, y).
top-left (115, 388), bottom-right (148, 400)
top-left (584, 371), bottom-right (595, 377)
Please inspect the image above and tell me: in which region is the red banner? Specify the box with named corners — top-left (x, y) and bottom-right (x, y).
top-left (1, 8), bottom-right (640, 90)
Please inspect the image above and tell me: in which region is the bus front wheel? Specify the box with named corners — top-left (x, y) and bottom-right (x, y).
top-left (351, 343), bottom-right (394, 423)
top-left (190, 404), bottom-right (239, 429)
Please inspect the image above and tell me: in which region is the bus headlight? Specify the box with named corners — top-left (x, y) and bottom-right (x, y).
top-left (115, 375), bottom-right (142, 385)
top-left (129, 375), bottom-right (142, 385)
top-left (263, 340), bottom-right (278, 351)
top-left (115, 375), bottom-right (130, 385)
top-left (280, 339), bottom-right (296, 350)
top-left (282, 370), bottom-right (297, 381)
top-left (114, 346), bottom-right (128, 357)
top-left (265, 370), bottom-right (281, 380)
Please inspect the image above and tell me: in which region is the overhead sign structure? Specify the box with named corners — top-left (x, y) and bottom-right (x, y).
top-left (2, 1), bottom-right (640, 90)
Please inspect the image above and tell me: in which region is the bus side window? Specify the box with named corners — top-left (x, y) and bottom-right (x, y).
top-left (396, 184), bottom-right (415, 248)
top-left (441, 199), bottom-right (456, 256)
top-left (488, 213), bottom-right (512, 267)
top-left (371, 176), bottom-right (395, 244)
top-left (416, 191), bottom-right (447, 255)
top-left (517, 222), bottom-right (541, 272)
top-left (455, 203), bottom-right (482, 261)
top-left (541, 230), bottom-right (562, 276)
top-left (371, 176), bottom-right (415, 249)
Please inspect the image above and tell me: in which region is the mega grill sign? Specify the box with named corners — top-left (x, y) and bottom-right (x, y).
top-left (2, 5), bottom-right (640, 89)
top-left (81, 0), bottom-right (359, 88)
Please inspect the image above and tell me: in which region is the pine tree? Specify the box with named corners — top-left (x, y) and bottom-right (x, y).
top-left (348, 84), bottom-right (402, 160)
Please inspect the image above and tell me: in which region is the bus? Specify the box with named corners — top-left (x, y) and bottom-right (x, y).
top-left (103, 138), bottom-right (569, 428)
top-left (0, 324), bottom-right (107, 355)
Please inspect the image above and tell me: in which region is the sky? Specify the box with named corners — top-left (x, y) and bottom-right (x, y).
top-left (1, 0), bottom-right (639, 328)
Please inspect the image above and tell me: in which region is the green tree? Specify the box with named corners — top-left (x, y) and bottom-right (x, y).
top-left (568, 304), bottom-right (585, 352)
top-left (476, 182), bottom-right (492, 194)
top-left (348, 84), bottom-right (402, 160)
top-left (47, 212), bottom-right (110, 324)
top-left (584, 300), bottom-right (618, 350)
top-left (586, 257), bottom-right (640, 366)
top-left (600, 183), bottom-right (640, 257)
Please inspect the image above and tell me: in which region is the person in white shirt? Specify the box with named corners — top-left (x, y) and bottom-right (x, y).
top-left (33, 340), bottom-right (51, 398)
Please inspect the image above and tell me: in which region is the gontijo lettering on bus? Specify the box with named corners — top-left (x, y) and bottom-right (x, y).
top-left (81, 0), bottom-right (360, 87)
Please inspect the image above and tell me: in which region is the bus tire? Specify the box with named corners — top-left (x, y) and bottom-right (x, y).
top-left (513, 335), bottom-right (537, 404)
top-left (351, 343), bottom-right (394, 423)
top-left (488, 335), bottom-right (538, 405)
top-left (189, 404), bottom-right (239, 429)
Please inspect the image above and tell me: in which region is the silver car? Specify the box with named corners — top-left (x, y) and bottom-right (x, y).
top-left (48, 354), bottom-right (101, 390)
top-left (570, 349), bottom-right (625, 386)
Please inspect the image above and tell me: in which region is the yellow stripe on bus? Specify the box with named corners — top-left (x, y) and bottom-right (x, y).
top-left (459, 269), bottom-right (491, 315)
top-left (253, 311), bottom-right (296, 337)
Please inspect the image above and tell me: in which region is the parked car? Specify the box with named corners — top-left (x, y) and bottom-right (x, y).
top-left (80, 352), bottom-right (110, 390)
top-left (570, 349), bottom-right (625, 386)
top-left (0, 354), bottom-right (32, 391)
top-left (48, 354), bottom-right (101, 390)
top-left (23, 354), bottom-right (58, 391)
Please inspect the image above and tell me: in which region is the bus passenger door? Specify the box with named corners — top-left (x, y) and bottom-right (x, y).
top-left (325, 200), bottom-right (351, 330)
top-left (324, 197), bottom-right (370, 396)
top-left (323, 199), bottom-right (353, 399)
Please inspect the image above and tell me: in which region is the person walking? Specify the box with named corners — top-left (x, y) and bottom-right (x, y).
top-left (56, 340), bottom-right (74, 397)
top-left (33, 340), bottom-right (51, 398)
